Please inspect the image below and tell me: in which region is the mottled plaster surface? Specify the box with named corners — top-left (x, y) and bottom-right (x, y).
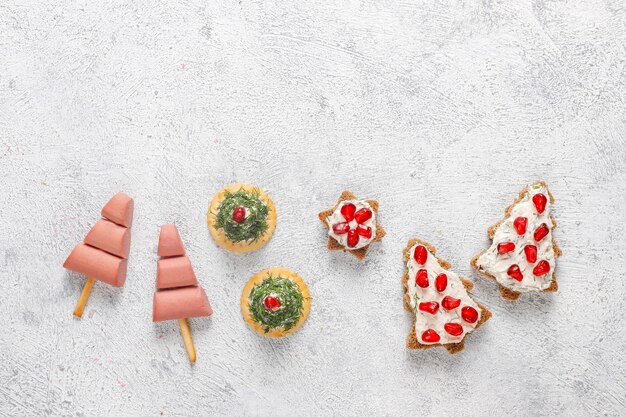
top-left (1, 1), bottom-right (625, 416)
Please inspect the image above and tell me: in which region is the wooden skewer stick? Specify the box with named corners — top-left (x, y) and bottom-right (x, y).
top-left (73, 277), bottom-right (96, 318)
top-left (178, 318), bottom-right (196, 363)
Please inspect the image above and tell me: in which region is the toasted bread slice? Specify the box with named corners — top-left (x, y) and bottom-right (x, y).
top-left (470, 181), bottom-right (562, 301)
top-left (318, 191), bottom-right (386, 260)
top-left (403, 239), bottom-right (491, 354)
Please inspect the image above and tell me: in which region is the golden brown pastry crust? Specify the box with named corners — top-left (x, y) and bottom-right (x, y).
top-left (403, 239), bottom-right (492, 354)
top-left (241, 267), bottom-right (311, 338)
top-left (208, 183), bottom-right (277, 253)
top-left (470, 181), bottom-right (562, 301)
top-left (318, 191), bottom-right (386, 260)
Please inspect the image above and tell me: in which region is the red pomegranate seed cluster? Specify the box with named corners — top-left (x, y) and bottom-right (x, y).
top-left (497, 242), bottom-right (515, 255)
top-left (232, 206), bottom-right (246, 223)
top-left (502, 193), bottom-right (552, 282)
top-left (331, 203), bottom-right (374, 248)
top-left (412, 244), bottom-right (480, 344)
top-left (532, 193), bottom-right (547, 214)
top-left (434, 274), bottom-right (447, 292)
top-left (263, 295), bottom-right (281, 312)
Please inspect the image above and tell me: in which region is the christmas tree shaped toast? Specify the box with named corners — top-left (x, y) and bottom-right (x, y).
top-left (64, 192), bottom-right (134, 318)
top-left (153, 225), bottom-right (212, 363)
top-left (403, 239), bottom-right (491, 354)
top-left (471, 182), bottom-right (562, 301)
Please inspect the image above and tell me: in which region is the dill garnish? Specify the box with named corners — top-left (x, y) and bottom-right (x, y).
top-left (412, 294), bottom-right (420, 314)
top-left (213, 187), bottom-right (269, 243)
top-left (248, 275), bottom-right (304, 333)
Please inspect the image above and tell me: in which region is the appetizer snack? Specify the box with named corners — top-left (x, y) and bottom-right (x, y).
top-left (471, 181), bottom-right (562, 301)
top-left (208, 184), bottom-right (276, 253)
top-left (153, 224), bottom-right (213, 363)
top-left (241, 267), bottom-right (310, 338)
top-left (318, 191), bottom-right (385, 260)
top-left (403, 239), bottom-right (491, 354)
top-left (63, 192), bottom-right (134, 318)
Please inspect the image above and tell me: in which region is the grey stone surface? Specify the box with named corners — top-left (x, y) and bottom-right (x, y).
top-left (1, 1), bottom-right (625, 416)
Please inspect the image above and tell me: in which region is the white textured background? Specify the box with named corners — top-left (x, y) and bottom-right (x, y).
top-left (1, 1), bottom-right (625, 416)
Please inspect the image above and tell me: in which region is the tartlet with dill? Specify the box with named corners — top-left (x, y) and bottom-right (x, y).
top-left (241, 267), bottom-right (311, 338)
top-left (208, 183), bottom-right (276, 253)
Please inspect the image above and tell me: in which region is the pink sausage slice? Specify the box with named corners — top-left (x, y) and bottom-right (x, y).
top-left (84, 219), bottom-right (131, 259)
top-left (101, 192), bottom-right (134, 228)
top-left (157, 224), bottom-right (185, 257)
top-left (63, 243), bottom-right (127, 287)
top-left (153, 286), bottom-right (213, 322)
top-left (156, 256), bottom-right (198, 289)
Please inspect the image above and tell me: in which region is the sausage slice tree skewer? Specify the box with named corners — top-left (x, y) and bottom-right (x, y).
top-left (63, 192), bottom-right (134, 318)
top-left (153, 224), bottom-right (213, 363)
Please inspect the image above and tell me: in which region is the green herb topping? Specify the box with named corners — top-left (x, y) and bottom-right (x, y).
top-left (213, 187), bottom-right (269, 243)
top-left (249, 275), bottom-right (304, 333)
top-left (412, 293), bottom-right (420, 314)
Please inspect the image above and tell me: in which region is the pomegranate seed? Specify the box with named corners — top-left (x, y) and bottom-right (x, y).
top-left (332, 222), bottom-right (350, 234)
top-left (461, 306), bottom-right (479, 323)
top-left (533, 260), bottom-right (551, 276)
top-left (414, 245), bottom-right (428, 265)
top-left (340, 203), bottom-right (356, 222)
top-left (356, 224), bottom-right (372, 239)
top-left (441, 296), bottom-right (461, 310)
top-left (507, 264), bottom-right (524, 281)
top-left (444, 323), bottom-right (464, 336)
top-left (524, 245), bottom-right (537, 263)
top-left (415, 269), bottom-right (429, 288)
top-left (263, 295), bottom-right (281, 312)
top-left (434, 273), bottom-right (448, 292)
top-left (534, 223), bottom-right (549, 242)
top-left (497, 242), bottom-right (515, 255)
top-left (418, 301), bottom-right (439, 315)
top-left (347, 229), bottom-right (359, 248)
top-left (513, 217), bottom-right (528, 235)
top-left (354, 208), bottom-right (373, 224)
top-left (232, 206), bottom-right (246, 223)
top-left (421, 329), bottom-right (441, 343)
top-left (533, 193), bottom-right (547, 214)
